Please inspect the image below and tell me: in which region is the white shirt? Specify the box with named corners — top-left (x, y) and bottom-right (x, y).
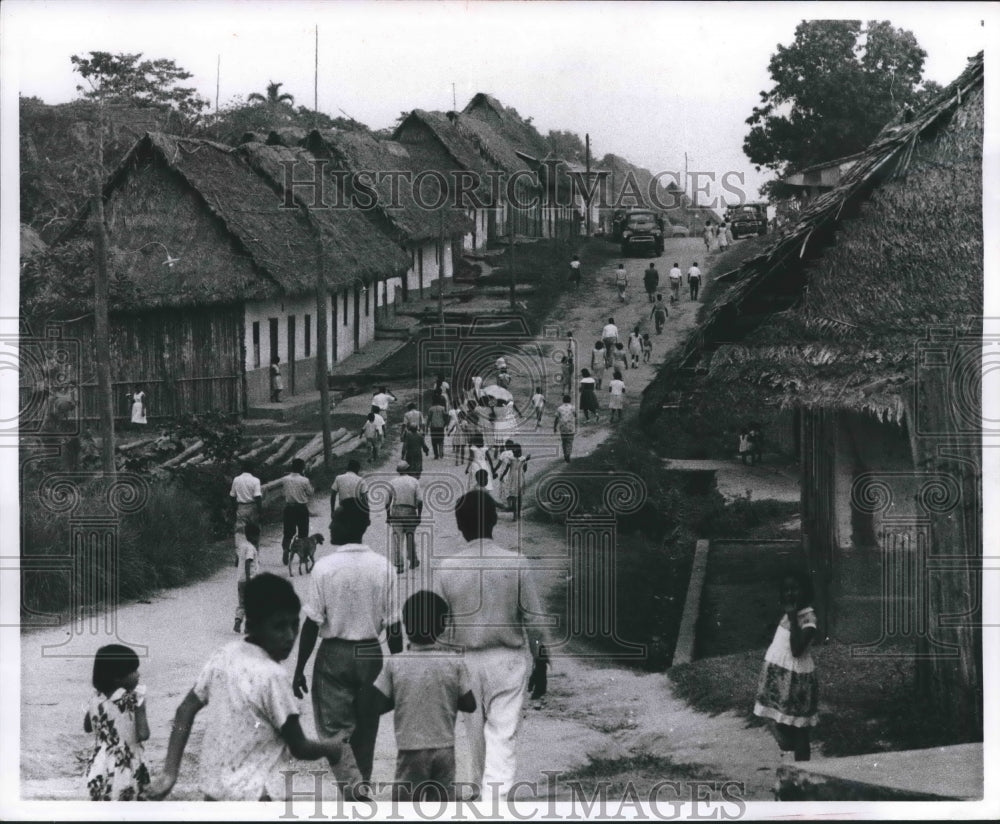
top-left (372, 412), bottom-right (386, 433)
top-left (669, 267), bottom-right (682, 282)
top-left (688, 266), bottom-right (701, 280)
top-left (331, 471), bottom-right (367, 505)
top-left (388, 474), bottom-right (422, 511)
top-left (303, 544), bottom-right (400, 640)
top-left (609, 379), bottom-right (626, 396)
top-left (235, 535), bottom-right (258, 582)
top-left (372, 392), bottom-right (392, 412)
top-left (531, 393), bottom-right (545, 410)
top-left (601, 324), bottom-right (619, 341)
top-left (193, 641), bottom-right (301, 801)
top-left (230, 472), bottom-right (262, 504)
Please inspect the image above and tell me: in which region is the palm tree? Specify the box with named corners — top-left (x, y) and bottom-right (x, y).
top-left (247, 81), bottom-right (295, 108)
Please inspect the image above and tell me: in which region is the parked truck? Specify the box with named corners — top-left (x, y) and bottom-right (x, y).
top-left (612, 208), bottom-right (665, 256)
top-left (725, 202), bottom-right (768, 239)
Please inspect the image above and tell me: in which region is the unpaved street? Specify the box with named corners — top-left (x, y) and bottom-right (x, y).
top-left (21, 237), bottom-right (779, 802)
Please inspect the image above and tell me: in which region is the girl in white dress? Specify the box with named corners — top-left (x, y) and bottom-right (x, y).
top-left (464, 432), bottom-right (495, 493)
top-left (128, 388), bottom-right (147, 426)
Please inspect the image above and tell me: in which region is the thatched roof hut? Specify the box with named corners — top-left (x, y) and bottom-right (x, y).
top-left (644, 52), bottom-right (984, 742)
top-left (58, 132), bottom-right (409, 310)
top-left (462, 93), bottom-right (550, 161)
top-left (647, 51), bottom-right (984, 423)
top-left (303, 129), bottom-right (472, 244)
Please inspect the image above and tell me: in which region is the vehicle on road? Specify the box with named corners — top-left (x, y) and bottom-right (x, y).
top-left (725, 203), bottom-right (768, 239)
top-left (612, 208), bottom-right (665, 256)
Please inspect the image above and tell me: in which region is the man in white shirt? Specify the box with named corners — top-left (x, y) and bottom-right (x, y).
top-left (687, 261), bottom-right (702, 301)
top-left (601, 318), bottom-right (619, 368)
top-left (386, 461), bottom-right (423, 572)
top-left (668, 263), bottom-right (682, 304)
top-left (293, 513), bottom-right (403, 800)
top-left (371, 387), bottom-right (396, 416)
top-left (553, 395), bottom-right (578, 463)
top-left (229, 462), bottom-right (262, 534)
top-left (281, 458), bottom-right (314, 566)
top-left (433, 488), bottom-right (549, 802)
top-left (330, 459), bottom-right (369, 536)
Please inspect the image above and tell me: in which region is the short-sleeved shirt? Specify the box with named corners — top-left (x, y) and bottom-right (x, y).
top-left (372, 393), bottom-right (392, 412)
top-left (669, 268), bottom-right (682, 283)
top-left (235, 534), bottom-right (258, 582)
top-left (371, 412), bottom-right (386, 433)
top-left (303, 544), bottom-right (400, 640)
top-left (192, 641), bottom-right (300, 801)
top-left (230, 472), bottom-right (262, 504)
top-left (389, 474), bottom-right (422, 511)
top-left (374, 644), bottom-right (472, 750)
top-left (601, 324), bottom-right (619, 341)
top-left (433, 539), bottom-right (545, 651)
top-left (331, 471), bottom-right (366, 505)
top-left (427, 405), bottom-right (449, 428)
top-left (615, 270), bottom-right (627, 286)
top-left (531, 393), bottom-right (545, 410)
top-left (403, 409), bottom-right (424, 430)
top-left (609, 379), bottom-right (626, 397)
top-left (554, 403), bottom-right (577, 435)
top-left (362, 419), bottom-right (380, 440)
top-left (653, 301), bottom-right (668, 318)
top-left (688, 266), bottom-right (701, 281)
top-left (283, 473), bottom-right (313, 505)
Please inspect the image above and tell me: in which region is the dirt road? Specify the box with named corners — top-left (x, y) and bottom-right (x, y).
top-left (20, 237), bottom-right (780, 802)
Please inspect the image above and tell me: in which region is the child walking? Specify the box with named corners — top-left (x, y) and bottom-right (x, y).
top-left (360, 412), bottom-right (381, 463)
top-left (641, 333), bottom-right (652, 363)
top-left (148, 574), bottom-right (343, 801)
top-left (753, 569), bottom-right (819, 762)
top-left (627, 327), bottom-right (643, 369)
top-left (608, 370), bottom-right (626, 423)
top-left (497, 443), bottom-right (531, 520)
top-left (233, 522), bottom-right (260, 634)
top-left (375, 591), bottom-right (476, 801)
top-left (530, 387), bottom-right (546, 429)
top-left (614, 263), bottom-right (628, 302)
top-left (447, 405), bottom-right (465, 465)
top-left (84, 644), bottom-right (151, 800)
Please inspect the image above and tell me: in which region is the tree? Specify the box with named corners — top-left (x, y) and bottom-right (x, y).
top-left (743, 20), bottom-right (936, 175)
top-left (545, 129), bottom-right (586, 162)
top-left (247, 81), bottom-right (295, 109)
top-left (70, 51), bottom-right (208, 119)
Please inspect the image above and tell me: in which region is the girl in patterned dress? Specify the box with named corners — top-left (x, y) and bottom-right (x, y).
top-left (753, 570), bottom-right (819, 761)
top-left (84, 644), bottom-right (151, 800)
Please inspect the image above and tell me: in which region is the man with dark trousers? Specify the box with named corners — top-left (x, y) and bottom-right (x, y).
top-left (281, 458), bottom-right (313, 565)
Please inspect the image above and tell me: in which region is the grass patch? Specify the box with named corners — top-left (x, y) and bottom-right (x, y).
top-left (21, 473), bottom-right (231, 619)
top-left (668, 642), bottom-right (971, 756)
top-left (559, 754), bottom-right (723, 797)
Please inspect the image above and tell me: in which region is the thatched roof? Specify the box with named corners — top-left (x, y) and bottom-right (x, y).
top-left (658, 52), bottom-right (984, 423)
top-left (463, 93), bottom-right (550, 160)
top-left (304, 129), bottom-right (472, 243)
top-left (60, 132), bottom-right (409, 309)
top-left (266, 127), bottom-right (309, 147)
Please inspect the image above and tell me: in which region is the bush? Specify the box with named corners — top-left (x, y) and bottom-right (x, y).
top-left (21, 476), bottom-right (229, 619)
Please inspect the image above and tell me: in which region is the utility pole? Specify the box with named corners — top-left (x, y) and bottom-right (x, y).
top-left (508, 217), bottom-right (516, 311)
top-left (585, 133), bottom-right (592, 238)
top-left (314, 25), bottom-right (319, 129)
top-left (452, 82), bottom-right (456, 111)
top-left (215, 55), bottom-right (220, 114)
top-left (92, 100), bottom-right (116, 475)
top-left (314, 225), bottom-right (332, 468)
top-left (438, 209), bottom-right (445, 326)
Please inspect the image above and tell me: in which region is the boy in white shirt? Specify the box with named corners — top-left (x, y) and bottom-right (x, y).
top-left (148, 574), bottom-right (343, 801)
top-left (530, 387), bottom-right (545, 429)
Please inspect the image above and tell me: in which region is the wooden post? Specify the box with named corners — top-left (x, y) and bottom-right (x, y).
top-left (315, 236), bottom-right (332, 468)
top-left (508, 218), bottom-right (516, 311)
top-left (439, 209), bottom-right (445, 326)
top-left (585, 133), bottom-right (592, 238)
top-left (92, 102), bottom-right (116, 475)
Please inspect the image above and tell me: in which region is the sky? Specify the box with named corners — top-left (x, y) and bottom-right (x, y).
top-left (2, 0), bottom-right (994, 207)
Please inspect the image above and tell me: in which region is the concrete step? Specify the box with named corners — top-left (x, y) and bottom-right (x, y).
top-left (776, 743), bottom-right (982, 801)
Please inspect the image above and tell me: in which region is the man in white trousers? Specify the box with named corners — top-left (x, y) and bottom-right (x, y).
top-left (433, 489), bottom-right (549, 802)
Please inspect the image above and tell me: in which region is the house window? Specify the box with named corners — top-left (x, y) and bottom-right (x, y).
top-left (343, 289), bottom-right (348, 324)
top-left (252, 321), bottom-right (261, 369)
top-left (365, 285), bottom-right (370, 316)
top-left (304, 314), bottom-right (312, 357)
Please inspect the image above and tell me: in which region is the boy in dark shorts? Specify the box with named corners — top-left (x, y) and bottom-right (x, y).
top-left (375, 591), bottom-right (476, 801)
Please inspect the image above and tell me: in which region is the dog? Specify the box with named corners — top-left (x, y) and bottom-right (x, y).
top-left (287, 533), bottom-right (323, 576)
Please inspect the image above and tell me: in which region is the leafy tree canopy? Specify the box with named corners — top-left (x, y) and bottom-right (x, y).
top-left (545, 129), bottom-right (586, 162)
top-left (744, 20), bottom-right (939, 175)
top-left (71, 51), bottom-right (208, 118)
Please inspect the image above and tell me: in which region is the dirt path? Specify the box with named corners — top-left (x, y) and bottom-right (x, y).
top-left (20, 237), bottom-right (782, 802)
